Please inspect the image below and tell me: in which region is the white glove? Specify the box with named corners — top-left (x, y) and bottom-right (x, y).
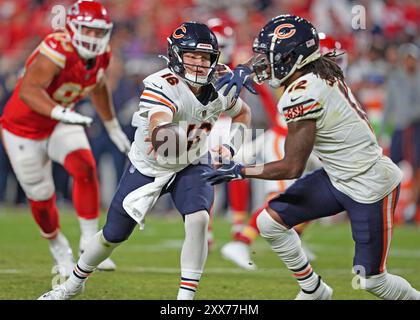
top-left (104, 118), bottom-right (131, 154)
top-left (50, 105), bottom-right (93, 126)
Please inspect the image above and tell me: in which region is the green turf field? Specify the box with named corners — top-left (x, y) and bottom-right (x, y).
top-left (0, 206), bottom-right (419, 300)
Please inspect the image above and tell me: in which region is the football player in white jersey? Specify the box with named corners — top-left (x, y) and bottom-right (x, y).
top-left (204, 15), bottom-right (420, 300)
top-left (38, 22), bottom-right (251, 300)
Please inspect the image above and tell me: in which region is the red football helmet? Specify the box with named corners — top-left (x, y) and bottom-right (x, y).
top-left (66, 0), bottom-right (113, 59)
top-left (319, 32), bottom-right (348, 72)
top-left (207, 18), bottom-right (235, 65)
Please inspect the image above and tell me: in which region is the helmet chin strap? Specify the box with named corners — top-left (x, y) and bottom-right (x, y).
top-left (184, 73), bottom-right (208, 87)
top-left (269, 55), bottom-right (303, 88)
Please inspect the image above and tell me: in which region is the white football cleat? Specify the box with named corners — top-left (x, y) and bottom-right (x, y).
top-left (38, 283), bottom-right (84, 300)
top-left (295, 278), bottom-right (333, 300)
top-left (97, 257), bottom-right (116, 271)
top-left (49, 232), bottom-right (75, 278)
top-left (221, 241), bottom-right (257, 271)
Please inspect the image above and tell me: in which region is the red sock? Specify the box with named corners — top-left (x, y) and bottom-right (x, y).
top-left (64, 149), bottom-right (99, 220)
top-left (29, 194), bottom-right (60, 239)
top-left (234, 206), bottom-right (264, 245)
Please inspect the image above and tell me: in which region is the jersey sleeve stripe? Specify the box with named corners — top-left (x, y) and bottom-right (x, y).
top-left (283, 98), bottom-right (315, 111)
top-left (39, 42), bottom-right (66, 68)
top-left (225, 97), bottom-right (238, 111)
top-left (140, 94), bottom-right (176, 113)
top-left (285, 108), bottom-right (323, 121)
top-left (139, 98), bottom-right (175, 113)
top-left (303, 102), bottom-right (321, 113)
top-left (144, 87), bottom-right (178, 110)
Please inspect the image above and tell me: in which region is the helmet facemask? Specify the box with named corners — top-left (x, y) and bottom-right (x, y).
top-left (252, 38), bottom-right (320, 88)
top-left (168, 40), bottom-right (220, 87)
top-left (68, 19), bottom-right (113, 59)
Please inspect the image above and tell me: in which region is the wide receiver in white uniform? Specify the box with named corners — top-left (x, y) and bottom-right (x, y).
top-left (38, 21), bottom-right (251, 300)
top-left (205, 15), bottom-right (420, 300)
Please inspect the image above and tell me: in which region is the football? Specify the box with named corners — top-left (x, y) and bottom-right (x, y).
top-left (151, 122), bottom-right (187, 159)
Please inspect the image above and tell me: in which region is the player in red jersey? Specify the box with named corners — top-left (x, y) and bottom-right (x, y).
top-left (0, 0), bottom-right (131, 276)
top-left (219, 33), bottom-right (346, 270)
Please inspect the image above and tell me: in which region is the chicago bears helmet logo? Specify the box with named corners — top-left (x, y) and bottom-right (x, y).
top-left (172, 26), bottom-right (187, 39)
top-left (274, 23), bottom-right (296, 39)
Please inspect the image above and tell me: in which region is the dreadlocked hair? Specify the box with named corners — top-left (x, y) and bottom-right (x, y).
top-left (300, 51), bottom-right (344, 84)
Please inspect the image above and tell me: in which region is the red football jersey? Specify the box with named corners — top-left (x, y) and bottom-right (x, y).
top-left (1, 31), bottom-right (111, 139)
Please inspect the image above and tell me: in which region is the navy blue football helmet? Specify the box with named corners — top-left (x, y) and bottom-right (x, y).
top-left (252, 15), bottom-right (320, 87)
top-left (167, 22), bottom-right (220, 86)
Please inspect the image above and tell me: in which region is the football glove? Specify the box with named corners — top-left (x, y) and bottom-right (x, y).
top-left (202, 161), bottom-right (244, 185)
top-left (104, 118), bottom-right (131, 154)
top-left (50, 105), bottom-right (93, 126)
top-left (215, 64), bottom-right (257, 99)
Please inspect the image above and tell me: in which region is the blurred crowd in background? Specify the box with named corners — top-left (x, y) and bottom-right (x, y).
top-left (1, 0), bottom-right (420, 224)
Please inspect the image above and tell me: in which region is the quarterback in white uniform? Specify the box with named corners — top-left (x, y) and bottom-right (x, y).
top-left (39, 22), bottom-right (251, 300)
top-left (205, 15), bottom-right (419, 300)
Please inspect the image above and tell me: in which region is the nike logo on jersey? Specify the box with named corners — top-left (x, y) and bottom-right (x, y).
top-left (290, 96), bottom-right (302, 102)
top-left (49, 41), bottom-right (57, 49)
top-left (152, 83), bottom-right (163, 90)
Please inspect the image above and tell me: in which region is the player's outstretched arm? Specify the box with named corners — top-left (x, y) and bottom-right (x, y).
top-left (243, 119), bottom-right (316, 180)
top-left (202, 119), bottom-right (316, 185)
top-left (146, 111), bottom-right (176, 158)
top-left (90, 76), bottom-right (131, 153)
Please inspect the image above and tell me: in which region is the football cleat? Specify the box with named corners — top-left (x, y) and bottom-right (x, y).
top-left (221, 241), bottom-right (257, 271)
top-left (295, 278), bottom-right (333, 300)
top-left (38, 283), bottom-right (84, 300)
top-left (97, 258), bottom-right (116, 271)
top-left (49, 232), bottom-right (75, 278)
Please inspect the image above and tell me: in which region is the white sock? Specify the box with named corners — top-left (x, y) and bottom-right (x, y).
top-left (257, 209), bottom-right (320, 293)
top-left (363, 272), bottom-right (420, 300)
top-left (65, 230), bottom-right (120, 291)
top-left (49, 232), bottom-right (72, 252)
top-left (177, 211), bottom-right (209, 300)
top-left (78, 217), bottom-right (99, 252)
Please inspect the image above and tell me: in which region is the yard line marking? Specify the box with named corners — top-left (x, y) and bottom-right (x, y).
top-left (0, 269), bottom-right (21, 274)
top-left (118, 266), bottom-right (420, 276)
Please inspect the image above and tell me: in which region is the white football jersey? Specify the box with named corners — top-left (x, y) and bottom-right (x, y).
top-left (279, 72), bottom-right (402, 203)
top-left (129, 68), bottom-right (243, 176)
